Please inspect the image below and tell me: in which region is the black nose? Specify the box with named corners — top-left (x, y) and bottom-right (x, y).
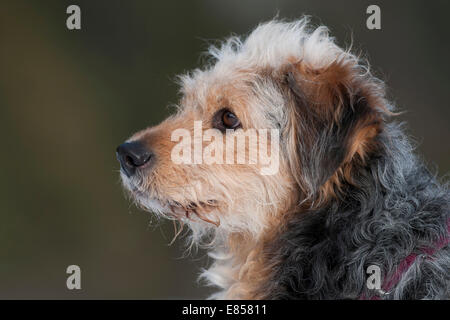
top-left (116, 141), bottom-right (153, 177)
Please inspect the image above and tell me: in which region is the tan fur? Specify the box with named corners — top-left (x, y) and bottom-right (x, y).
top-left (119, 19), bottom-right (391, 299)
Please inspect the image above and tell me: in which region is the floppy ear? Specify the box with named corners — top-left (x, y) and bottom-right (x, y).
top-left (282, 61), bottom-right (386, 201)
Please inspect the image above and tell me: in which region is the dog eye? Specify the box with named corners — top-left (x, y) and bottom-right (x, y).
top-left (222, 111), bottom-right (240, 128)
top-left (213, 108), bottom-right (241, 132)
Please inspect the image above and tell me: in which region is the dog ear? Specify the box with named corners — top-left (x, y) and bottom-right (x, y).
top-left (282, 61), bottom-right (386, 202)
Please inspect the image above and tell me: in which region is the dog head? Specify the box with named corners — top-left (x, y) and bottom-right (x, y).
top-left (117, 19), bottom-right (389, 242)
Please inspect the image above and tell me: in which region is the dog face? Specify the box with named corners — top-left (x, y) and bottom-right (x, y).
top-left (117, 67), bottom-right (295, 238)
top-left (117, 19), bottom-right (388, 240)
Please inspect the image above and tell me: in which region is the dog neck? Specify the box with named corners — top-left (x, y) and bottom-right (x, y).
top-left (200, 211), bottom-right (289, 299)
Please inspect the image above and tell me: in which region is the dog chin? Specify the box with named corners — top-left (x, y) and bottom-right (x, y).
top-left (120, 170), bottom-right (222, 226)
top-left (137, 197), bottom-right (171, 216)
top-left (119, 171), bottom-right (161, 211)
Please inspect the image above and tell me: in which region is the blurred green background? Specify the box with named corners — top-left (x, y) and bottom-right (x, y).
top-left (0, 0), bottom-right (448, 299)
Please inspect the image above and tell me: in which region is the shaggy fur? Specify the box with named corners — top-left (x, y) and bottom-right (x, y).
top-left (261, 123), bottom-right (450, 299)
top-left (118, 18), bottom-right (449, 299)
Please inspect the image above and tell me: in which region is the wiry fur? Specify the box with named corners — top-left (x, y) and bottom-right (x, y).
top-left (118, 18), bottom-right (449, 299)
top-left (260, 123), bottom-right (450, 299)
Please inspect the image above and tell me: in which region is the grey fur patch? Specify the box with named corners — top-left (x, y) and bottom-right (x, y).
top-left (263, 122), bottom-right (450, 299)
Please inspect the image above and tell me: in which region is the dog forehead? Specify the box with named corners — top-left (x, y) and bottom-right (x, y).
top-left (177, 18), bottom-right (347, 107)
top-left (179, 66), bottom-right (257, 110)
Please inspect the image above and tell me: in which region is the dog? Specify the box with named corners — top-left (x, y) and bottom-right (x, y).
top-left (116, 18), bottom-right (449, 299)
